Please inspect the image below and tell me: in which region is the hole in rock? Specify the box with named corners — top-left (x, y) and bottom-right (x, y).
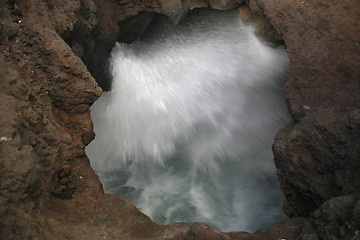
top-left (86, 8), bottom-right (291, 232)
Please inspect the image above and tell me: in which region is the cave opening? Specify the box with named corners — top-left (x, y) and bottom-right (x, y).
top-left (85, 8), bottom-right (291, 232)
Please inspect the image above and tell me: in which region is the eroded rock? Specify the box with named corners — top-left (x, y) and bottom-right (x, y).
top-left (313, 190), bottom-right (360, 240)
top-left (208, 0), bottom-right (243, 10)
top-left (253, 0), bottom-right (360, 217)
top-left (0, 0), bottom-right (359, 239)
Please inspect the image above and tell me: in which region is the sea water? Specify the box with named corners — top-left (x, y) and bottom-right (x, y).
top-left (86, 9), bottom-right (291, 232)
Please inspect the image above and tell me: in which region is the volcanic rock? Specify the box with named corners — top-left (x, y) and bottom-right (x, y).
top-left (0, 0), bottom-right (359, 239)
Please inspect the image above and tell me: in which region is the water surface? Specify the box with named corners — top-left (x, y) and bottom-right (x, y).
top-left (86, 9), bottom-right (290, 232)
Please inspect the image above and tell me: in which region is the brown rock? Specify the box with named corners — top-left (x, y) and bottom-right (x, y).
top-left (158, 0), bottom-right (190, 23)
top-left (0, 0), bottom-right (359, 239)
top-left (11, 4), bottom-right (22, 16)
top-left (208, 0), bottom-right (244, 10)
top-left (238, 5), bottom-right (284, 43)
top-left (190, 0), bottom-right (209, 10)
top-left (312, 190), bottom-right (360, 240)
top-left (249, 0), bottom-right (360, 218)
top-left (239, 4), bottom-right (251, 22)
top-left (274, 111), bottom-right (360, 217)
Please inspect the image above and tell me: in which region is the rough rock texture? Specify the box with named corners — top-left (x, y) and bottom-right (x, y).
top-left (247, 0), bottom-right (360, 238)
top-left (0, 0), bottom-right (272, 239)
top-left (208, 0), bottom-right (243, 10)
top-left (158, 0), bottom-right (244, 23)
top-left (57, 0), bottom-right (161, 90)
top-left (0, 0), bottom-right (155, 239)
top-left (1, 0), bottom-right (359, 239)
top-left (312, 190), bottom-right (360, 239)
top-left (248, 0), bottom-right (360, 215)
top-left (238, 4), bottom-right (283, 43)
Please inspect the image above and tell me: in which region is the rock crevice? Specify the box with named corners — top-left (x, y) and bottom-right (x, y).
top-left (0, 0), bottom-right (359, 239)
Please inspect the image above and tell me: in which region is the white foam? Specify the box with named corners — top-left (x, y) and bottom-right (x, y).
top-left (86, 10), bottom-right (290, 232)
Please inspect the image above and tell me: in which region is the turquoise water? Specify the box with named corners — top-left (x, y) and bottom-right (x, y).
top-left (86, 9), bottom-right (290, 232)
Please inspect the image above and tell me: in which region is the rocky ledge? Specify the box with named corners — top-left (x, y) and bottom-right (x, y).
top-left (0, 0), bottom-right (359, 239)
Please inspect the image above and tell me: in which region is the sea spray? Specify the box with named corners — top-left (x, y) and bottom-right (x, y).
top-left (86, 9), bottom-right (291, 232)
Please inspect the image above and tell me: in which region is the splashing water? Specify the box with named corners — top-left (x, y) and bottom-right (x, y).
top-left (86, 10), bottom-right (291, 232)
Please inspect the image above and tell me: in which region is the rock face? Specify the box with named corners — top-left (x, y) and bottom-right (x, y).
top-left (0, 0), bottom-right (155, 239)
top-left (0, 0), bottom-right (359, 239)
top-left (158, 0), bottom-right (244, 22)
top-left (248, 0), bottom-right (360, 238)
top-left (208, 0), bottom-right (244, 10)
top-left (250, 0), bottom-right (360, 215)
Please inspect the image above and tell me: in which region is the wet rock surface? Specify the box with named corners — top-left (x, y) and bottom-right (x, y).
top-left (0, 0), bottom-right (359, 239)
